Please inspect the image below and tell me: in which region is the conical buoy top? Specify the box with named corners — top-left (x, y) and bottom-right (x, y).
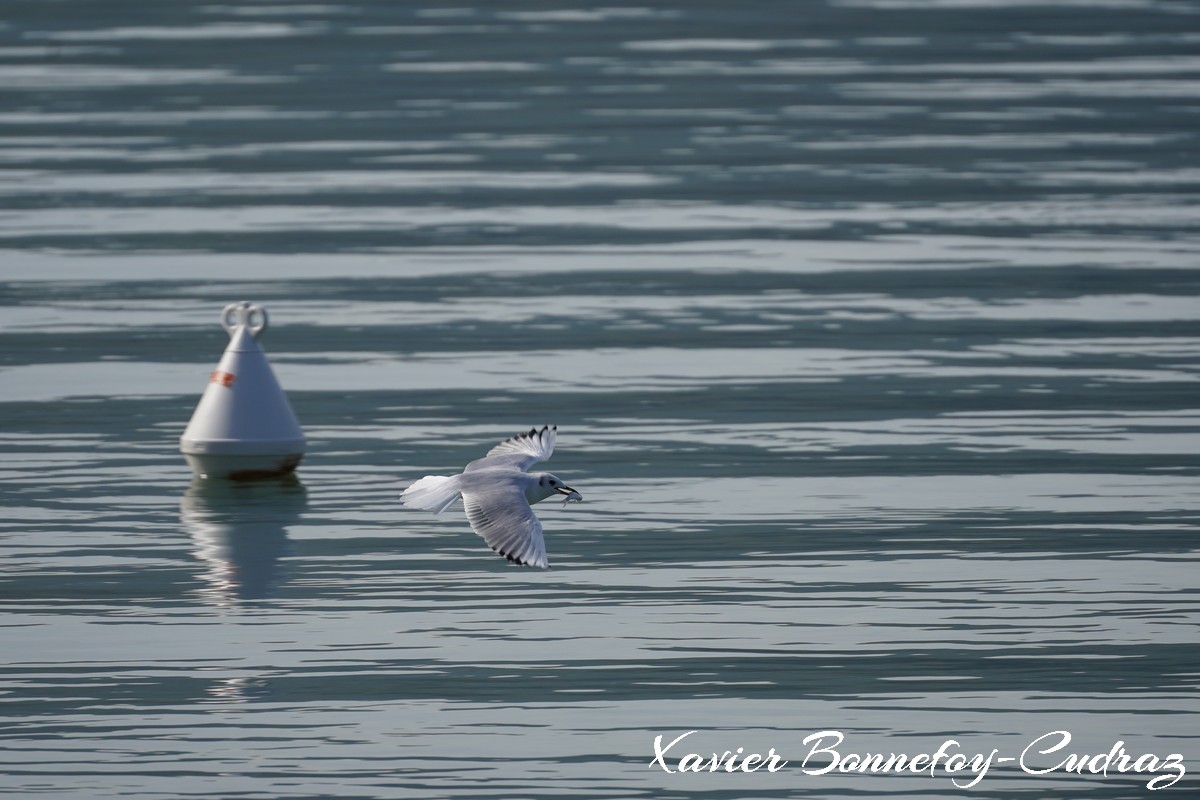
top-left (180, 302), bottom-right (306, 480)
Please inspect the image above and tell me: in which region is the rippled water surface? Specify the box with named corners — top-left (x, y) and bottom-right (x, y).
top-left (2, 1), bottom-right (1198, 798)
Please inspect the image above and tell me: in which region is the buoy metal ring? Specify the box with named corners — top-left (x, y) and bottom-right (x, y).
top-left (221, 301), bottom-right (269, 338)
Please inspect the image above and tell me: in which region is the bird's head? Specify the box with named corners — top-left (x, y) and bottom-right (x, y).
top-left (528, 472), bottom-right (580, 504)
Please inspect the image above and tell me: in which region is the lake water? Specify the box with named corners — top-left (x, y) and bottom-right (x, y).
top-left (2, 1), bottom-right (1198, 798)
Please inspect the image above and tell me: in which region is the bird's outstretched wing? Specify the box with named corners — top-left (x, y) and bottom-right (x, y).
top-left (465, 425), bottom-right (556, 473)
top-left (461, 485), bottom-right (549, 568)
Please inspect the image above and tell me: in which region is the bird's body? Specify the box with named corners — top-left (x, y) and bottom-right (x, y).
top-left (400, 425), bottom-right (579, 568)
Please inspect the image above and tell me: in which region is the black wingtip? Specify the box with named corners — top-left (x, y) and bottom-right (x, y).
top-left (492, 545), bottom-right (529, 567)
top-left (513, 424), bottom-right (555, 442)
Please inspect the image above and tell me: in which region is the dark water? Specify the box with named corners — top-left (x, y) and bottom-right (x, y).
top-left (2, 1), bottom-right (1198, 798)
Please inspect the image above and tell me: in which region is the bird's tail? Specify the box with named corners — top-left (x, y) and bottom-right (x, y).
top-left (401, 474), bottom-right (462, 515)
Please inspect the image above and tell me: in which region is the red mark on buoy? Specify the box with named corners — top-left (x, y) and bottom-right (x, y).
top-left (210, 370), bottom-right (236, 387)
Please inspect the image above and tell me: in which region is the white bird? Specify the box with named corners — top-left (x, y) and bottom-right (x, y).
top-left (400, 425), bottom-right (581, 568)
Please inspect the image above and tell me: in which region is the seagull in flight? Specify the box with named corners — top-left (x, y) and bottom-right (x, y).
top-left (401, 425), bottom-right (581, 568)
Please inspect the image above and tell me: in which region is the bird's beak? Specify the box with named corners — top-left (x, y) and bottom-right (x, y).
top-left (555, 485), bottom-right (577, 496)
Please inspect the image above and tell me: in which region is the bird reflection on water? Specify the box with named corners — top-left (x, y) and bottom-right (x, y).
top-left (180, 475), bottom-right (307, 605)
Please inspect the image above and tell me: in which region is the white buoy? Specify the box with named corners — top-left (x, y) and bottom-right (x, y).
top-left (180, 301), bottom-right (306, 480)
